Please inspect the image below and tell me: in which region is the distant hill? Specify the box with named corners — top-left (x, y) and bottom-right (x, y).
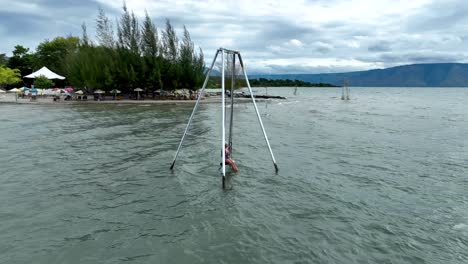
top-left (250, 63), bottom-right (468, 87)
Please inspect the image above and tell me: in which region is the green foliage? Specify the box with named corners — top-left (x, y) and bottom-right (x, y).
top-left (117, 3), bottom-right (140, 54)
top-left (33, 75), bottom-right (55, 89)
top-left (13, 45), bottom-right (29, 57)
top-left (141, 11), bottom-right (159, 58)
top-left (8, 5), bottom-right (205, 94)
top-left (206, 77), bottom-right (337, 88)
top-left (81, 23), bottom-right (90, 46)
top-left (0, 53), bottom-right (7, 66)
top-left (0, 66), bottom-right (21, 86)
top-left (162, 19), bottom-right (178, 62)
top-left (7, 45), bottom-right (34, 77)
top-left (206, 76), bottom-right (246, 89)
top-left (34, 36), bottom-right (80, 75)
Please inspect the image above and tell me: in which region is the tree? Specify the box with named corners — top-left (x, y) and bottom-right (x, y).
top-left (35, 36), bottom-right (80, 75)
top-left (0, 66), bottom-right (21, 87)
top-left (179, 26), bottom-right (195, 89)
top-left (33, 75), bottom-right (55, 88)
top-left (141, 10), bottom-right (159, 58)
top-left (0, 53), bottom-right (7, 66)
top-left (141, 11), bottom-right (161, 93)
top-left (96, 7), bottom-right (114, 48)
top-left (117, 2), bottom-right (140, 54)
top-left (193, 48), bottom-right (205, 88)
top-left (162, 19), bottom-right (178, 62)
top-left (7, 45), bottom-right (34, 77)
top-left (160, 19), bottom-right (180, 90)
top-left (56, 5), bottom-right (206, 95)
top-left (81, 23), bottom-right (91, 46)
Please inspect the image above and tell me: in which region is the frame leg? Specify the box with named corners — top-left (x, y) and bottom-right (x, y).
top-left (237, 53), bottom-right (279, 172)
top-left (221, 49), bottom-right (226, 178)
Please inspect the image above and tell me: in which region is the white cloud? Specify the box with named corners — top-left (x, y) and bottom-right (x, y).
top-left (289, 39), bottom-right (303, 47)
top-left (1, 0), bottom-right (468, 74)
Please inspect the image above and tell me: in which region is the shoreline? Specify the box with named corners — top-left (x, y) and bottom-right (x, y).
top-left (0, 96), bottom-right (281, 105)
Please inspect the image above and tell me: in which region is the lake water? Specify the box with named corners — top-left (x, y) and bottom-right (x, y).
top-left (1, 87), bottom-right (467, 263)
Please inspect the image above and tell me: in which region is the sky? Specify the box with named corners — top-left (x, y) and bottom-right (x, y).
top-left (0, 0), bottom-right (467, 74)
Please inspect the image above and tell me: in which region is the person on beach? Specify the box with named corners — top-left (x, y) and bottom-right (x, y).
top-left (224, 143), bottom-right (239, 172)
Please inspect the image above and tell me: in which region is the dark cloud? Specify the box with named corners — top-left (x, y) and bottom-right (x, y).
top-left (405, 0), bottom-right (468, 32)
top-left (368, 42), bottom-right (391, 52)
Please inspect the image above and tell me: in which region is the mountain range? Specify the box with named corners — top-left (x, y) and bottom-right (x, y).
top-left (250, 63), bottom-right (468, 87)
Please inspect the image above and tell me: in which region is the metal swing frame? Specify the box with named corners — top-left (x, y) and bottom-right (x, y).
top-left (170, 48), bottom-right (278, 187)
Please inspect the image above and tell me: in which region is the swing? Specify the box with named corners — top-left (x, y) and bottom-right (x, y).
top-left (170, 48), bottom-right (279, 188)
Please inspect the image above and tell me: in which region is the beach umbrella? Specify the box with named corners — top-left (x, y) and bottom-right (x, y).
top-left (134, 88), bottom-right (143, 100)
top-left (8, 88), bottom-right (20, 102)
top-left (0, 89), bottom-right (5, 93)
top-left (30, 88), bottom-right (38, 94)
top-left (94, 90), bottom-right (104, 100)
top-left (42, 89), bottom-right (52, 95)
top-left (75, 90), bottom-right (84, 95)
top-left (64, 87), bottom-right (74, 92)
top-left (8, 88), bottom-right (20, 93)
top-left (110, 89), bottom-right (121, 100)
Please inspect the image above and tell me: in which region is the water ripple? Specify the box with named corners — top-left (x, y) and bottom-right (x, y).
top-left (1, 88), bottom-right (468, 263)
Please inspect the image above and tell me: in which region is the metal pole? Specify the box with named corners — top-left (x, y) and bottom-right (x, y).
top-left (170, 49), bottom-right (220, 170)
top-left (221, 49), bottom-right (226, 178)
top-left (341, 80), bottom-right (345, 100)
top-left (346, 84), bottom-right (350, 100)
top-left (228, 53), bottom-right (236, 156)
top-left (237, 53), bottom-right (279, 172)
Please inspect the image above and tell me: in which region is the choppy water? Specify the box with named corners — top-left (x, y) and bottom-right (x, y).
top-left (1, 87), bottom-right (467, 263)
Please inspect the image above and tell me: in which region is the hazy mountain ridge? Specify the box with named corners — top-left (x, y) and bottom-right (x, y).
top-left (250, 63), bottom-right (468, 87)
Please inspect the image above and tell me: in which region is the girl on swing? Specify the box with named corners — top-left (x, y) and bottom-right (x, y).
top-left (224, 143), bottom-right (239, 172)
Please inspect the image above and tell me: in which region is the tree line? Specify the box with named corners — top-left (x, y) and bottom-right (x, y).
top-left (204, 77), bottom-right (337, 88)
top-left (0, 4), bottom-right (205, 94)
top-left (248, 78), bottom-right (337, 87)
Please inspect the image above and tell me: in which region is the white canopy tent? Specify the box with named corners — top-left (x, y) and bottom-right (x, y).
top-left (24, 66), bottom-right (65, 80)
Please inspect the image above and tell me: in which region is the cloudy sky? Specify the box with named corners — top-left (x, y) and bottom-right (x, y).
top-left (1, 0), bottom-right (467, 74)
